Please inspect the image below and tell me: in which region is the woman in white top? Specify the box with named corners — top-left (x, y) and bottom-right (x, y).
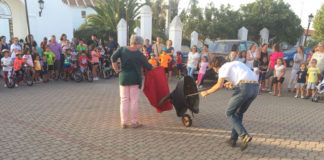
top-left (311, 42), bottom-right (324, 80)
top-left (246, 44), bottom-right (260, 69)
top-left (228, 44), bottom-right (239, 61)
top-left (287, 46), bottom-right (306, 91)
top-left (187, 45), bottom-right (200, 77)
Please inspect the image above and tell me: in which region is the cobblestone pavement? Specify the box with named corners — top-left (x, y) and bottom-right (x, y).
top-left (0, 75), bottom-right (323, 160)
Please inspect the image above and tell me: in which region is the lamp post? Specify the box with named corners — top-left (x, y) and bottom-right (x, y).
top-left (39, 0), bottom-right (44, 17)
top-left (304, 13), bottom-right (314, 46)
top-left (24, 0), bottom-right (31, 42)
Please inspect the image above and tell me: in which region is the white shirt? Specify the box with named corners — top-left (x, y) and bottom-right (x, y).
top-left (253, 67), bottom-right (260, 78)
top-left (10, 44), bottom-right (21, 61)
top-left (187, 52), bottom-right (200, 68)
top-left (274, 65), bottom-right (285, 77)
top-left (311, 52), bottom-right (324, 73)
top-left (246, 50), bottom-right (257, 69)
top-left (219, 61), bottom-right (258, 85)
top-left (1, 57), bottom-right (12, 72)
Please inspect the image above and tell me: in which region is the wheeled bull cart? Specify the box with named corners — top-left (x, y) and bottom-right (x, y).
top-left (158, 76), bottom-right (200, 127)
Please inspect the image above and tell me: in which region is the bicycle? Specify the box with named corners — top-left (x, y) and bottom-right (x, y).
top-left (23, 66), bottom-right (33, 86)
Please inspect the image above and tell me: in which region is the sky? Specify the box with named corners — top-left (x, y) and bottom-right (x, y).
top-left (177, 0), bottom-right (323, 29)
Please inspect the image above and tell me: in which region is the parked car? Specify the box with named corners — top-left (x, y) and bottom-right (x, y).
top-left (283, 47), bottom-right (312, 67)
top-left (213, 40), bottom-right (258, 56)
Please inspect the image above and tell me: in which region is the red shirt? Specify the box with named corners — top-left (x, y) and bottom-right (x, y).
top-left (177, 55), bottom-right (182, 64)
top-left (79, 56), bottom-right (89, 67)
top-left (14, 58), bottom-right (24, 71)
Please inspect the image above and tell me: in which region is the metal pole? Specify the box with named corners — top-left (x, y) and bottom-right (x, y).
top-left (304, 21), bottom-right (311, 46)
top-left (24, 0), bottom-right (31, 42)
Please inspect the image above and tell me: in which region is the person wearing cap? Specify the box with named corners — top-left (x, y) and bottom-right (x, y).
top-left (148, 53), bottom-right (158, 67)
top-left (201, 56), bottom-right (259, 151)
top-left (1, 49), bottom-right (13, 87)
top-left (158, 47), bottom-right (172, 75)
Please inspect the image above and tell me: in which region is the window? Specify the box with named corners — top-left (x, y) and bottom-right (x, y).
top-left (81, 11), bottom-right (86, 18)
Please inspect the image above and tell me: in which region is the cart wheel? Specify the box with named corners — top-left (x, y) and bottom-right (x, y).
top-left (182, 114), bottom-right (192, 127)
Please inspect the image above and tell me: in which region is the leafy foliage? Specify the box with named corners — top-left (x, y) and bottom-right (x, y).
top-left (313, 4), bottom-right (324, 41)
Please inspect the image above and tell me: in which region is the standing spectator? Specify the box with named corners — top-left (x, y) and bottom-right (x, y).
top-left (71, 37), bottom-right (78, 46)
top-left (40, 37), bottom-right (48, 52)
top-left (1, 49), bottom-right (13, 87)
top-left (10, 37), bottom-right (22, 63)
top-left (259, 44), bottom-right (269, 62)
top-left (166, 40), bottom-right (174, 80)
top-left (59, 34), bottom-right (68, 48)
top-left (90, 45), bottom-right (100, 80)
top-left (25, 34), bottom-right (37, 51)
top-left (145, 39), bottom-right (152, 53)
top-left (43, 46), bottom-right (56, 80)
top-left (176, 51), bottom-right (183, 79)
top-left (41, 54), bottom-right (48, 82)
top-left (187, 45), bottom-right (200, 78)
top-left (111, 35), bottom-right (154, 128)
top-left (87, 34), bottom-right (99, 47)
top-left (228, 44), bottom-right (239, 61)
top-left (76, 40), bottom-right (88, 56)
top-left (311, 42), bottom-right (324, 80)
top-left (265, 44), bottom-right (284, 91)
top-left (158, 47), bottom-right (172, 77)
top-left (34, 55), bottom-right (42, 82)
top-left (288, 46), bottom-right (306, 92)
top-left (199, 44), bottom-right (214, 88)
top-left (0, 36), bottom-right (9, 51)
top-left (272, 58), bottom-right (286, 97)
top-left (238, 51), bottom-right (247, 63)
top-left (107, 36), bottom-right (119, 56)
top-left (294, 63), bottom-right (307, 98)
top-left (48, 35), bottom-right (62, 80)
top-left (306, 59), bottom-right (321, 98)
top-left (246, 44), bottom-right (260, 69)
top-left (196, 56), bottom-right (209, 87)
top-left (152, 37), bottom-right (165, 57)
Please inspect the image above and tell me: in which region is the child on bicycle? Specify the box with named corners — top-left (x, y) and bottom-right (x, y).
top-left (34, 55), bottom-right (42, 82)
top-left (103, 55), bottom-right (111, 78)
top-left (14, 51), bottom-right (24, 87)
top-left (1, 49), bottom-right (13, 87)
top-left (79, 50), bottom-right (89, 77)
top-left (41, 54), bottom-right (48, 82)
top-left (64, 48), bottom-right (73, 80)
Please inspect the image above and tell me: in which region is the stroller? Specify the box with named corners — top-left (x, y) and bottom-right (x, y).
top-left (312, 79), bottom-right (324, 102)
top-left (158, 76), bottom-right (200, 127)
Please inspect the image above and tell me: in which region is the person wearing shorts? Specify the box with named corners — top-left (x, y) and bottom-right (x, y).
top-left (306, 59), bottom-right (321, 98)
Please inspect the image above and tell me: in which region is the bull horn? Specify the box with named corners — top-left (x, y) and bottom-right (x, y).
top-left (158, 93), bottom-right (171, 107)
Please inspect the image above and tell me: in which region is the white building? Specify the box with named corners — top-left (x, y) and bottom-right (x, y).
top-left (0, 0), bottom-right (96, 43)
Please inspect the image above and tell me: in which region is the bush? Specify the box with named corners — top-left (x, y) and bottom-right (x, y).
top-left (73, 28), bottom-right (116, 43)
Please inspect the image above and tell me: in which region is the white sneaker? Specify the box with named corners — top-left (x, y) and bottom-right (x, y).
top-left (198, 85), bottom-right (203, 89)
top-left (15, 84), bottom-right (18, 88)
top-left (4, 84), bottom-right (7, 88)
top-left (301, 96), bottom-right (305, 99)
top-left (294, 95), bottom-right (298, 98)
top-left (94, 77), bottom-right (99, 81)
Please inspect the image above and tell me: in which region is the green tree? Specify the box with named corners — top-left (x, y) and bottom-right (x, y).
top-left (81, 0), bottom-right (142, 37)
top-left (313, 4), bottom-right (324, 41)
top-left (240, 0), bottom-right (303, 44)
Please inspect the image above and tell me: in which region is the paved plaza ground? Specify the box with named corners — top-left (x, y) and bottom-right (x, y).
top-left (0, 73), bottom-right (323, 160)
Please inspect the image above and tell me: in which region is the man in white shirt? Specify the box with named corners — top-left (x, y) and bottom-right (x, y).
top-left (201, 56), bottom-right (259, 151)
top-left (10, 37), bottom-right (21, 62)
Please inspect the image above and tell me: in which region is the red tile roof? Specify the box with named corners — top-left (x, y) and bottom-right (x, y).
top-left (62, 0), bottom-right (95, 7)
top-left (304, 29), bottom-right (314, 36)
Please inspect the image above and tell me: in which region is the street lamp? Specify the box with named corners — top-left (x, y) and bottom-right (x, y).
top-left (39, 0), bottom-right (44, 17)
top-left (304, 13), bottom-right (314, 46)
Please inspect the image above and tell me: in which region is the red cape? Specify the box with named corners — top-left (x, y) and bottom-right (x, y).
top-left (143, 67), bottom-right (173, 113)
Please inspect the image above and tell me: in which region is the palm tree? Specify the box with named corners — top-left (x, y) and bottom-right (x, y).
top-left (83, 0), bottom-right (142, 37)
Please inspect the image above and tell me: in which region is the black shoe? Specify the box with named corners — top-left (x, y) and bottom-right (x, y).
top-left (225, 138), bottom-right (237, 147)
top-left (240, 134), bottom-right (252, 151)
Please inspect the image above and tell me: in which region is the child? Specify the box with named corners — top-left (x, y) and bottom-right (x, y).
top-left (294, 63), bottom-right (307, 98)
top-left (63, 48), bottom-right (72, 80)
top-left (1, 49), bottom-right (13, 87)
top-left (272, 58), bottom-right (286, 97)
top-left (148, 53), bottom-right (158, 67)
top-left (196, 56), bottom-right (209, 87)
top-left (176, 51), bottom-right (183, 79)
top-left (71, 45), bottom-right (78, 66)
top-left (142, 46), bottom-right (149, 59)
top-left (238, 50), bottom-right (247, 63)
top-left (79, 50), bottom-right (89, 77)
top-left (158, 47), bottom-right (172, 76)
top-left (41, 54), bottom-right (48, 82)
top-left (43, 45), bottom-right (56, 80)
top-left (33, 55), bottom-right (42, 82)
top-left (103, 55), bottom-right (111, 78)
top-left (13, 51), bottom-right (24, 87)
top-left (253, 60), bottom-right (262, 93)
top-left (90, 45), bottom-right (99, 80)
top-left (23, 49), bottom-right (35, 81)
top-left (306, 59), bottom-right (321, 98)
top-left (260, 56), bottom-right (269, 91)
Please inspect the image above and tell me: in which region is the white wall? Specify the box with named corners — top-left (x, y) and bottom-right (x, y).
top-left (70, 7), bottom-right (96, 31)
top-left (4, 0), bottom-right (28, 39)
top-left (0, 19), bottom-right (10, 40)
